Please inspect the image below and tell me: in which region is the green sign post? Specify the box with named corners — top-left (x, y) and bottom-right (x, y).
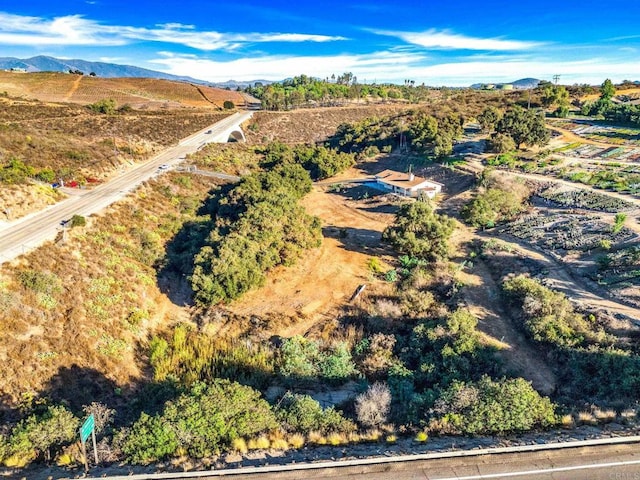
top-left (79, 414), bottom-right (98, 471)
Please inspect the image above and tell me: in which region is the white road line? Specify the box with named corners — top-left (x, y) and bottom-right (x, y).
top-left (432, 459), bottom-right (640, 479)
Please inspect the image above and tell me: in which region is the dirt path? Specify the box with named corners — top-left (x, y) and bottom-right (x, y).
top-left (64, 75), bottom-right (82, 102)
top-left (547, 125), bottom-right (615, 148)
top-left (479, 230), bottom-right (640, 322)
top-left (451, 226), bottom-right (557, 394)
top-left (226, 187), bottom-right (390, 335)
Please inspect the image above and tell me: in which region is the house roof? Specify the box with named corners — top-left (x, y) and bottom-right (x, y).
top-left (374, 169), bottom-right (443, 190)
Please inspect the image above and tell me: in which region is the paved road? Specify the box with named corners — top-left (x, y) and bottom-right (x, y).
top-left (0, 111), bottom-right (253, 265)
top-left (84, 442), bottom-right (640, 480)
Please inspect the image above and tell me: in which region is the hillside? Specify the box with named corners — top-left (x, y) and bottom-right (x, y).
top-left (0, 55), bottom-right (204, 84)
top-left (0, 71), bottom-right (245, 109)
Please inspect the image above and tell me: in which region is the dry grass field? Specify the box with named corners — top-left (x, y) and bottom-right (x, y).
top-left (0, 96), bottom-right (231, 219)
top-left (0, 71), bottom-right (244, 109)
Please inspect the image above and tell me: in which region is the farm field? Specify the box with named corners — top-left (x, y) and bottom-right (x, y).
top-left (0, 71), bottom-right (244, 109)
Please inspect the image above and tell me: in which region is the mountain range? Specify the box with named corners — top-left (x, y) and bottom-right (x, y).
top-left (471, 78), bottom-right (542, 90)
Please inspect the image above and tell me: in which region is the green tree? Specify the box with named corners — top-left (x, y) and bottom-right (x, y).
top-left (600, 79), bottom-right (616, 101)
top-left (477, 106), bottom-right (503, 133)
top-left (382, 201), bottom-right (456, 261)
top-left (496, 106), bottom-right (549, 149)
top-left (223, 100), bottom-right (235, 109)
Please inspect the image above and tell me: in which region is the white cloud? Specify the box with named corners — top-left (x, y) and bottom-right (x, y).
top-left (376, 29), bottom-right (541, 51)
top-left (149, 51), bottom-right (426, 82)
top-left (0, 12), bottom-right (346, 50)
top-left (149, 51), bottom-right (640, 86)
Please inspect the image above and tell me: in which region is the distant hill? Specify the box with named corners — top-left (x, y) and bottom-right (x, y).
top-left (0, 55), bottom-right (207, 84)
top-left (471, 78), bottom-right (541, 90)
top-left (0, 56), bottom-right (272, 90)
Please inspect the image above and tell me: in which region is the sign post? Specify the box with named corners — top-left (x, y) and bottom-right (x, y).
top-left (79, 414), bottom-right (97, 471)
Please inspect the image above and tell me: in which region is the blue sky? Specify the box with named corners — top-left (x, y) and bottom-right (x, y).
top-left (1, 0), bottom-right (639, 86)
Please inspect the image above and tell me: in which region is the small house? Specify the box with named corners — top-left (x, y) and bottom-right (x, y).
top-left (374, 169), bottom-right (443, 199)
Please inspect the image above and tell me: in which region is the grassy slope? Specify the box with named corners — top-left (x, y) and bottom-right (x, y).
top-left (0, 173), bottom-right (222, 408)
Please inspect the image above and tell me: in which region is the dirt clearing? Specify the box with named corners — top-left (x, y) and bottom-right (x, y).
top-left (225, 186), bottom-right (393, 334)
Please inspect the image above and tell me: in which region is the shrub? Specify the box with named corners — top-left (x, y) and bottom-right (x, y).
top-left (17, 269), bottom-right (62, 296)
top-left (117, 413), bottom-right (178, 465)
top-left (355, 383), bottom-right (392, 428)
top-left (430, 376), bottom-right (556, 435)
top-left (223, 100), bottom-right (235, 110)
top-left (88, 99), bottom-right (117, 114)
top-left (276, 393), bottom-right (355, 434)
top-left (0, 158), bottom-right (34, 184)
top-left (382, 201), bottom-right (456, 262)
top-left (462, 188), bottom-right (526, 228)
top-left (414, 431), bottom-right (429, 442)
top-left (7, 405), bottom-right (79, 465)
top-left (35, 168), bottom-right (56, 183)
top-left (120, 380), bottom-right (277, 463)
top-left (486, 133), bottom-right (516, 153)
top-left (502, 275), bottom-right (594, 347)
top-left (70, 214), bottom-right (86, 228)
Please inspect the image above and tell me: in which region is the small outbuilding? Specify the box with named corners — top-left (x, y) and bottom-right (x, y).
top-left (374, 169), bottom-right (443, 199)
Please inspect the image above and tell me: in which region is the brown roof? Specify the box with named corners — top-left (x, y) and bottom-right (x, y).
top-left (374, 169), bottom-right (443, 190)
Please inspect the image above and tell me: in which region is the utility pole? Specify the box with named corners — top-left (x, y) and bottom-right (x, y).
top-left (553, 74), bottom-right (561, 85)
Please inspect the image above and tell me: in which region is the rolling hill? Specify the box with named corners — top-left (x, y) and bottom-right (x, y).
top-left (0, 71), bottom-right (245, 109)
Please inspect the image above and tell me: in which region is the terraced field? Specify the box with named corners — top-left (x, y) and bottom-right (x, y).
top-left (0, 71), bottom-right (244, 109)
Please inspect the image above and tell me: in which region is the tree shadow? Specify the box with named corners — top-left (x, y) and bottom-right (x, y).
top-left (155, 183), bottom-right (235, 307)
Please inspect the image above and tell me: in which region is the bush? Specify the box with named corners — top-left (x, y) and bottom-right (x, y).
top-left (88, 98), bottom-right (117, 114)
top-left (382, 201), bottom-right (456, 262)
top-left (462, 187), bottom-right (527, 228)
top-left (430, 376), bottom-right (556, 435)
top-left (355, 382), bottom-right (391, 428)
top-left (70, 214), bottom-right (86, 228)
top-left (223, 100), bottom-right (235, 109)
top-left (17, 270), bottom-right (62, 296)
top-left (276, 393), bottom-right (355, 434)
top-left (0, 158), bottom-right (34, 184)
top-left (120, 380), bottom-right (278, 463)
top-left (277, 336), bottom-right (357, 384)
top-left (486, 133), bottom-right (516, 153)
top-left (502, 275), bottom-right (594, 347)
top-left (34, 168), bottom-right (56, 183)
top-left (117, 413), bottom-right (178, 465)
top-left (6, 405), bottom-right (79, 465)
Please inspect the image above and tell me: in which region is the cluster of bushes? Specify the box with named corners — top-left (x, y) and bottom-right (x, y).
top-left (189, 164), bottom-right (321, 306)
top-left (328, 110), bottom-right (464, 159)
top-left (462, 171), bottom-right (530, 228)
top-left (502, 275), bottom-right (604, 347)
top-left (501, 275), bottom-right (640, 402)
top-left (429, 376), bottom-right (556, 435)
top-left (260, 142), bottom-right (355, 180)
top-left (149, 325), bottom-right (358, 389)
top-left (0, 158), bottom-right (57, 185)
